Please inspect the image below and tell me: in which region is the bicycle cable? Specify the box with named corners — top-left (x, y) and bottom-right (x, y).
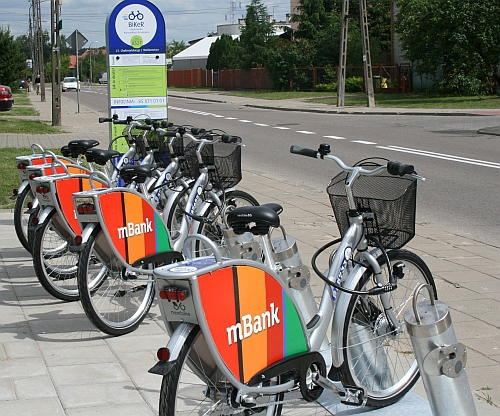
top-left (311, 237), bottom-right (394, 296)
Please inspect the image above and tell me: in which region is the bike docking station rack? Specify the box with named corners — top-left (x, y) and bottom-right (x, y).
top-left (404, 284), bottom-right (478, 416)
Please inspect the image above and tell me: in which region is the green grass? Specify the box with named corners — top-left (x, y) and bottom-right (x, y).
top-left (11, 95), bottom-right (31, 106)
top-left (0, 147), bottom-right (61, 209)
top-left (224, 90), bottom-right (336, 100)
top-left (0, 106), bottom-right (39, 116)
top-left (315, 92), bottom-right (500, 108)
top-left (196, 88), bottom-right (500, 108)
top-left (0, 118), bottom-right (62, 134)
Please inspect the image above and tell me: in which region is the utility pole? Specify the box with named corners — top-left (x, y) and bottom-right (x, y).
top-left (51, 0), bottom-right (61, 126)
top-left (33, 0), bottom-right (46, 102)
top-left (337, 0), bottom-right (375, 108)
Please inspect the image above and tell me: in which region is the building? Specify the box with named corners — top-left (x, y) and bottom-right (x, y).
top-left (172, 20), bottom-right (291, 70)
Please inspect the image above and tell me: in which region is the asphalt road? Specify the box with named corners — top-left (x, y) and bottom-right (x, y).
top-left (64, 86), bottom-right (500, 245)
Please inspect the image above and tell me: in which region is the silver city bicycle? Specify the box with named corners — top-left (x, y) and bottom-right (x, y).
top-left (148, 143), bottom-right (436, 415)
top-left (72, 130), bottom-right (258, 336)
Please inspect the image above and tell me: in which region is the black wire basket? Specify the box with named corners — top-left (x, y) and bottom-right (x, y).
top-left (184, 141), bottom-right (242, 189)
top-left (171, 136), bottom-right (193, 178)
top-left (145, 132), bottom-right (170, 168)
top-left (327, 160), bottom-right (417, 249)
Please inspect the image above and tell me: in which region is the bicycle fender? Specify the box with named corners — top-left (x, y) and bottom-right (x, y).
top-left (35, 206), bottom-right (55, 225)
top-left (79, 223), bottom-right (98, 244)
top-left (11, 180), bottom-right (30, 200)
top-left (148, 322), bottom-right (197, 376)
top-left (330, 248), bottom-right (384, 369)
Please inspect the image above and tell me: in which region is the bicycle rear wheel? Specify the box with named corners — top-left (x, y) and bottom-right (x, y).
top-left (77, 226), bottom-right (155, 336)
top-left (32, 209), bottom-right (80, 301)
top-left (195, 190), bottom-right (259, 257)
top-left (14, 186), bottom-right (36, 253)
top-left (342, 249), bottom-right (437, 407)
top-left (159, 325), bottom-right (283, 415)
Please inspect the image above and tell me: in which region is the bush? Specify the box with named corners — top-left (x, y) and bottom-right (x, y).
top-left (344, 77), bottom-right (364, 92)
top-left (315, 82), bottom-right (337, 92)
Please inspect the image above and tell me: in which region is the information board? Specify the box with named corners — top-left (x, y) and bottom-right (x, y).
top-left (106, 0), bottom-right (167, 150)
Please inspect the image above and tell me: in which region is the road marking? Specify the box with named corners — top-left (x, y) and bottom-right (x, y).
top-left (239, 119), bottom-right (252, 123)
top-left (324, 135), bottom-right (347, 140)
top-left (377, 145), bottom-right (500, 169)
top-left (352, 140), bottom-right (377, 145)
top-left (273, 126), bottom-right (289, 130)
top-left (254, 123), bottom-right (269, 127)
top-left (297, 130), bottom-right (316, 135)
top-left (225, 117), bottom-right (237, 120)
top-left (212, 114), bottom-right (224, 118)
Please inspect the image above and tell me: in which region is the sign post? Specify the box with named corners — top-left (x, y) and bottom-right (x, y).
top-left (106, 0), bottom-right (167, 151)
top-left (66, 29), bottom-right (88, 113)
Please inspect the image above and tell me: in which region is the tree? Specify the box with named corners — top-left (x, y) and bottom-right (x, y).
top-left (239, 0), bottom-right (275, 69)
top-left (264, 38), bottom-right (316, 90)
top-left (0, 27), bottom-right (25, 86)
top-left (206, 34), bottom-right (242, 71)
top-left (395, 0), bottom-right (500, 94)
top-left (167, 39), bottom-right (187, 59)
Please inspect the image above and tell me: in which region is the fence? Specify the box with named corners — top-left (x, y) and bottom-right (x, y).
top-left (290, 64), bottom-right (412, 93)
top-left (167, 68), bottom-right (273, 90)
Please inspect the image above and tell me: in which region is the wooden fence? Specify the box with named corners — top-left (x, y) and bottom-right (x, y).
top-left (167, 68), bottom-right (273, 90)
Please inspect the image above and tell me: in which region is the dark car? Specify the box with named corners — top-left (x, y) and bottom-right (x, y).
top-left (19, 80), bottom-right (29, 89)
top-left (0, 85), bottom-right (14, 111)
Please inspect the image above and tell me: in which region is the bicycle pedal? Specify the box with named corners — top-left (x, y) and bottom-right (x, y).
top-left (340, 385), bottom-right (364, 406)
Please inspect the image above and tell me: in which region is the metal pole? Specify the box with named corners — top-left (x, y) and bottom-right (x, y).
top-left (89, 41), bottom-right (98, 87)
top-left (36, 0), bottom-right (46, 102)
top-left (51, 0), bottom-right (61, 126)
top-left (76, 29), bottom-right (80, 113)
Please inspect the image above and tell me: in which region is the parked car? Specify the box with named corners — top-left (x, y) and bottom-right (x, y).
top-left (19, 80), bottom-right (29, 89)
top-left (99, 73), bottom-right (107, 84)
top-left (62, 77), bottom-right (80, 92)
top-left (0, 85), bottom-right (14, 111)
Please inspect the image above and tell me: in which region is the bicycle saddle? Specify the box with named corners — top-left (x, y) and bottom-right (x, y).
top-left (85, 148), bottom-right (120, 166)
top-left (227, 203), bottom-right (282, 235)
top-left (119, 164), bottom-right (155, 184)
top-left (60, 145), bottom-right (71, 158)
top-left (67, 139), bottom-right (100, 157)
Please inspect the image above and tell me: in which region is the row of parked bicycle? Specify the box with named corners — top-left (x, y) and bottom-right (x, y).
top-left (11, 115), bottom-right (437, 415)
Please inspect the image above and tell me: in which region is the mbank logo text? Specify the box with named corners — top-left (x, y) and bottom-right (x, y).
top-left (117, 218), bottom-right (153, 239)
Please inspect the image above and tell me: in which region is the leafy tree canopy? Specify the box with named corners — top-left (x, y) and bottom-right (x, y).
top-left (395, 0), bottom-right (500, 94)
top-left (0, 27), bottom-right (25, 86)
top-left (239, 0), bottom-right (275, 69)
top-left (206, 34), bottom-right (242, 71)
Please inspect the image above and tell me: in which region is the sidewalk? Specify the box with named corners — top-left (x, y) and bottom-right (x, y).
top-left (0, 89), bottom-right (499, 415)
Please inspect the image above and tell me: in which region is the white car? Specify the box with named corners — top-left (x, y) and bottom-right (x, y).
top-left (62, 77), bottom-right (80, 92)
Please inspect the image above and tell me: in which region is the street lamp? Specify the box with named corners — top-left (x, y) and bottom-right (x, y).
top-left (89, 40), bottom-right (98, 86)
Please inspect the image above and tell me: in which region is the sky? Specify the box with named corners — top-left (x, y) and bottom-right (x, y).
top-left (1, 0), bottom-right (292, 48)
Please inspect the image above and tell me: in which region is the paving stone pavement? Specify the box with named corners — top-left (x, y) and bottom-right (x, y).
top-left (0, 89), bottom-right (499, 415)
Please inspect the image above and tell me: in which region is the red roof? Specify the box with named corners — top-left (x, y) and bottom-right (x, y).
top-left (68, 49), bottom-right (106, 68)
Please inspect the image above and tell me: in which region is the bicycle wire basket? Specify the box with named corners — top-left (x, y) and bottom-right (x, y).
top-left (171, 135), bottom-right (193, 178)
top-left (327, 159), bottom-right (417, 249)
top-left (145, 131), bottom-right (170, 168)
top-left (184, 140), bottom-right (242, 189)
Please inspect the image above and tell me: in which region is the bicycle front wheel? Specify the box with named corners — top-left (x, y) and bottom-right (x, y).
top-left (195, 190), bottom-right (259, 257)
top-left (342, 249), bottom-right (437, 407)
top-left (77, 226), bottom-right (155, 336)
top-left (14, 186), bottom-right (36, 253)
top-left (159, 325), bottom-right (283, 415)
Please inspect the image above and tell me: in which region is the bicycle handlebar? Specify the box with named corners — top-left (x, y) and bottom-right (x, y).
top-left (291, 144), bottom-right (421, 178)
